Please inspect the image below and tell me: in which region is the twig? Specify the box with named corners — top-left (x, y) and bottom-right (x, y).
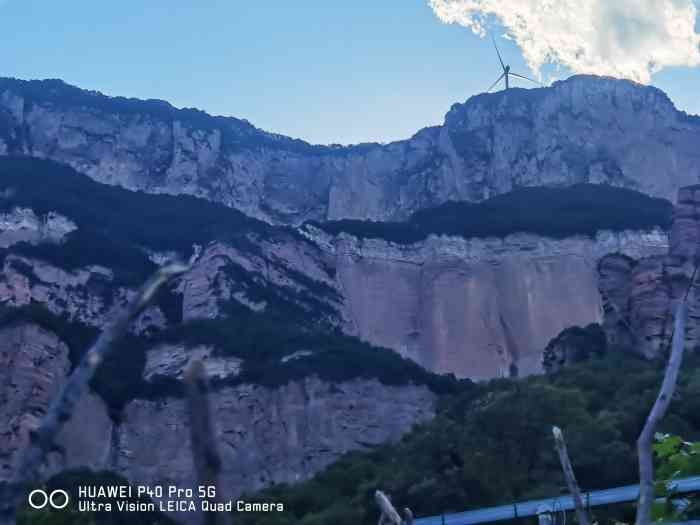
top-left (185, 360), bottom-right (232, 525)
top-left (552, 426), bottom-right (590, 525)
top-left (0, 262), bottom-right (188, 525)
top-left (635, 302), bottom-right (687, 525)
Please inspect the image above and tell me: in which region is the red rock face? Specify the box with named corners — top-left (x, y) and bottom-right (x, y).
top-left (600, 185), bottom-right (700, 358)
top-left (326, 230), bottom-right (668, 379)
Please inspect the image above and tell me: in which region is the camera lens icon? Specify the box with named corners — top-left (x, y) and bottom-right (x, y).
top-left (28, 489), bottom-right (70, 510)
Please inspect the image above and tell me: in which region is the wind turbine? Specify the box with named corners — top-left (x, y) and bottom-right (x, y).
top-left (487, 35), bottom-right (541, 92)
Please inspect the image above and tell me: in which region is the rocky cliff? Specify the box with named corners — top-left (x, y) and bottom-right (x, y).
top-left (0, 162), bottom-right (671, 380)
top-left (0, 322), bottom-right (436, 513)
top-left (600, 186), bottom-right (700, 358)
top-left (1, 218), bottom-right (669, 383)
top-left (1, 76), bottom-right (699, 224)
top-left (0, 156), bottom-right (443, 512)
top-left (0, 324), bottom-right (70, 481)
top-left (302, 227), bottom-right (668, 379)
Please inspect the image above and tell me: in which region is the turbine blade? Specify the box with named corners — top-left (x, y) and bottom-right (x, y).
top-left (491, 35), bottom-right (506, 70)
top-left (509, 72), bottom-right (542, 85)
top-left (487, 72), bottom-right (506, 93)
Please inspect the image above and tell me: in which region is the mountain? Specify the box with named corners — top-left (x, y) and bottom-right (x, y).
top-left (2, 75), bottom-right (700, 523)
top-left (0, 155), bottom-right (679, 515)
top-left (1, 76), bottom-right (699, 224)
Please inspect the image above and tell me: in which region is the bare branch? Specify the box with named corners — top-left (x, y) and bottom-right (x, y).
top-left (552, 426), bottom-right (590, 525)
top-left (635, 302), bottom-right (687, 525)
top-left (375, 490), bottom-right (402, 525)
top-left (185, 360), bottom-right (232, 525)
top-left (0, 262), bottom-right (188, 524)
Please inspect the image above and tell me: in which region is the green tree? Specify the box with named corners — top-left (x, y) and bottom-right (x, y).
top-left (652, 434), bottom-right (700, 522)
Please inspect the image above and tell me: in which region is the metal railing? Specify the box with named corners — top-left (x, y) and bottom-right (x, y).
top-left (414, 476), bottom-right (700, 525)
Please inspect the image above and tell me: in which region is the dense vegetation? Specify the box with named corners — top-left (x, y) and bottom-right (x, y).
top-left (653, 433), bottom-right (700, 521)
top-left (142, 301), bottom-right (460, 398)
top-left (231, 353), bottom-right (700, 525)
top-left (542, 323), bottom-right (607, 373)
top-left (313, 184), bottom-right (673, 244)
top-left (0, 301), bottom-right (458, 418)
top-left (0, 157), bottom-right (279, 285)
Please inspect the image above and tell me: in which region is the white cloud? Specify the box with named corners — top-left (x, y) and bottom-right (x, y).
top-left (428, 0), bottom-right (700, 83)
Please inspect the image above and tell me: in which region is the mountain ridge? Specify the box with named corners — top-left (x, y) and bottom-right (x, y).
top-left (2, 74), bottom-right (699, 224)
top-left (4, 75), bottom-right (696, 148)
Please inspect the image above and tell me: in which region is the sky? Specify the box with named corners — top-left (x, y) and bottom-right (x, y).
top-left (1, 0), bottom-right (699, 145)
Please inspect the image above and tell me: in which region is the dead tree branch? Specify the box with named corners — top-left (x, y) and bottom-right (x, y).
top-left (635, 302), bottom-right (687, 525)
top-left (376, 490), bottom-right (402, 525)
top-left (552, 426), bottom-right (590, 525)
top-left (185, 360), bottom-right (232, 525)
top-left (0, 262), bottom-right (188, 525)
top-left (376, 490), bottom-right (414, 525)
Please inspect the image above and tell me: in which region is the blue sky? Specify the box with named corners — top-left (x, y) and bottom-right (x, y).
top-left (1, 0), bottom-right (699, 145)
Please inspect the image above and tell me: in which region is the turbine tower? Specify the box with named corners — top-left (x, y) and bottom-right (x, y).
top-left (487, 35), bottom-right (540, 92)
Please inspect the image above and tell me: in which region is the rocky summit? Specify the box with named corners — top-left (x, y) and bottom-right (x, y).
top-left (1, 75), bottom-right (699, 224)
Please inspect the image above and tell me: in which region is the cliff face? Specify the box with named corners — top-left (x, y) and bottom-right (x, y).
top-left (600, 186), bottom-right (700, 358)
top-left (0, 252), bottom-right (166, 332)
top-left (0, 324), bottom-right (70, 480)
top-left (112, 378), bottom-right (434, 500)
top-left (301, 228), bottom-right (668, 378)
top-left (0, 201), bottom-right (669, 380)
top-left (0, 322), bottom-right (436, 507)
top-left (0, 208), bottom-right (76, 248)
top-left (1, 76), bottom-right (698, 224)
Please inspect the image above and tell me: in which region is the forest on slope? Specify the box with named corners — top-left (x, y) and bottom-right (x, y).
top-left (314, 184), bottom-right (673, 243)
top-left (233, 352), bottom-right (700, 525)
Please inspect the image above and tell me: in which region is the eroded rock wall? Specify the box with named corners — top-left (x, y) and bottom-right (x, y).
top-left (0, 323), bottom-right (70, 480)
top-left (112, 378), bottom-right (435, 501)
top-left (0, 207), bottom-right (76, 248)
top-left (305, 228), bottom-right (669, 378)
top-left (0, 253), bottom-right (166, 332)
top-left (177, 224), bottom-right (670, 380)
top-left (600, 186), bottom-right (700, 358)
top-left (0, 323), bottom-right (436, 510)
top-left (0, 201), bottom-right (672, 380)
top-left (2, 76), bottom-right (699, 224)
